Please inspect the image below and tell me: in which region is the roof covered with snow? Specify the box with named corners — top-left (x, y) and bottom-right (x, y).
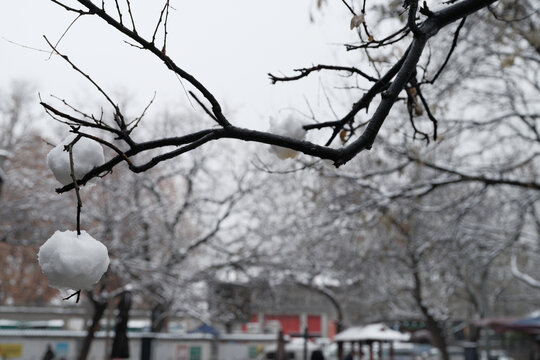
top-left (334, 323), bottom-right (410, 342)
top-left (0, 149), bottom-right (11, 158)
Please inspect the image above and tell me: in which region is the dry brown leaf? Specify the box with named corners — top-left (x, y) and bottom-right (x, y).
top-left (350, 14), bottom-right (365, 30)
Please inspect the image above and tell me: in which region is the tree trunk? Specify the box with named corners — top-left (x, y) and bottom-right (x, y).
top-left (412, 270), bottom-right (449, 360)
top-left (276, 330), bottom-right (286, 360)
top-left (151, 302), bottom-right (168, 332)
top-left (296, 282), bottom-right (344, 333)
top-left (78, 292), bottom-right (108, 360)
top-left (111, 291), bottom-right (132, 358)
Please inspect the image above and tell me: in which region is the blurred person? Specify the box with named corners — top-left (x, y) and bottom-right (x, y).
top-left (344, 349), bottom-right (355, 360)
top-left (311, 349), bottom-right (325, 360)
top-left (42, 344), bottom-right (55, 360)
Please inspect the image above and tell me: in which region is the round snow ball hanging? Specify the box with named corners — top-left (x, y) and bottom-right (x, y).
top-left (47, 134), bottom-right (105, 186)
top-left (38, 230), bottom-right (110, 290)
top-left (268, 117), bottom-right (306, 160)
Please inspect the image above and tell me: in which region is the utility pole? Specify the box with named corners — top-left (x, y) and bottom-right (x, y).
top-left (303, 326), bottom-right (308, 360)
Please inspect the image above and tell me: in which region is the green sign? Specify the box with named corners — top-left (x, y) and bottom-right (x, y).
top-left (189, 346), bottom-right (201, 360)
top-left (248, 346), bottom-right (259, 358)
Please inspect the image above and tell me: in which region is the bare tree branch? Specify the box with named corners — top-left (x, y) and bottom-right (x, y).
top-left (43, 0), bottom-right (498, 188)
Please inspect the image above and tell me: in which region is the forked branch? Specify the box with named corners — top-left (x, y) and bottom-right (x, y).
top-left (43, 0), bottom-right (497, 191)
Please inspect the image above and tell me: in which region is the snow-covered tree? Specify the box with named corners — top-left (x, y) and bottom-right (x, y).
top-left (4, 3), bottom-right (540, 356)
top-left (0, 83), bottom-right (75, 305)
top-left (0, 82), bottom-right (35, 199)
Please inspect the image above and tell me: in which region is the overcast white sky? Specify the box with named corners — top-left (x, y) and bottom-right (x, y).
top-left (1, 0), bottom-right (362, 130)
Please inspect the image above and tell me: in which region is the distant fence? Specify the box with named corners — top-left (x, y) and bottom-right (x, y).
top-left (0, 330), bottom-right (276, 360)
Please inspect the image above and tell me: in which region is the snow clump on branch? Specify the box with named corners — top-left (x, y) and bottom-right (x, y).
top-left (38, 230), bottom-right (110, 290)
top-left (268, 117), bottom-right (306, 159)
top-left (46, 134), bottom-right (105, 186)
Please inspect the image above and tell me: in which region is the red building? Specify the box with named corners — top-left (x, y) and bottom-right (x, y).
top-left (242, 313), bottom-right (337, 338)
top-left (210, 282), bottom-right (339, 338)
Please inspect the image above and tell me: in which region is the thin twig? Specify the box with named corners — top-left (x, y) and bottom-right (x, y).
top-left (41, 101), bottom-right (131, 145)
top-left (125, 0), bottom-right (137, 32)
top-left (360, 0), bottom-right (371, 39)
top-left (126, 91), bottom-right (157, 133)
top-left (50, 0), bottom-right (88, 14)
top-left (50, 95), bottom-right (101, 123)
top-left (63, 290), bottom-right (81, 303)
top-left (47, 14), bottom-right (83, 61)
top-left (340, 0), bottom-right (356, 15)
top-left (1, 37), bottom-right (49, 53)
top-left (413, 82), bottom-right (438, 140)
top-left (162, 0), bottom-right (170, 53)
top-left (67, 136), bottom-right (83, 235)
top-left (152, 1), bottom-right (168, 45)
top-left (43, 36), bottom-right (119, 113)
top-left (487, 4), bottom-right (539, 22)
top-left (114, 0), bottom-right (123, 24)
top-left (405, 86), bottom-right (430, 142)
top-left (189, 91), bottom-right (218, 122)
top-left (423, 17), bottom-right (466, 84)
top-left (75, 131), bottom-right (137, 170)
top-left (346, 26), bottom-right (410, 50)
top-left (269, 64), bottom-right (378, 84)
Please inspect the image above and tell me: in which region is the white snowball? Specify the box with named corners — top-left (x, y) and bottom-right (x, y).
top-left (268, 117), bottom-right (307, 160)
top-left (46, 134), bottom-right (105, 186)
top-left (38, 230), bottom-right (110, 290)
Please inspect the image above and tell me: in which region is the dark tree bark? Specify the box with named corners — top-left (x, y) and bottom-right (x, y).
top-left (111, 291), bottom-right (132, 358)
top-left (78, 291), bottom-right (108, 360)
top-left (412, 269), bottom-right (449, 360)
top-left (151, 302), bottom-right (168, 333)
top-left (390, 214), bottom-right (451, 360)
